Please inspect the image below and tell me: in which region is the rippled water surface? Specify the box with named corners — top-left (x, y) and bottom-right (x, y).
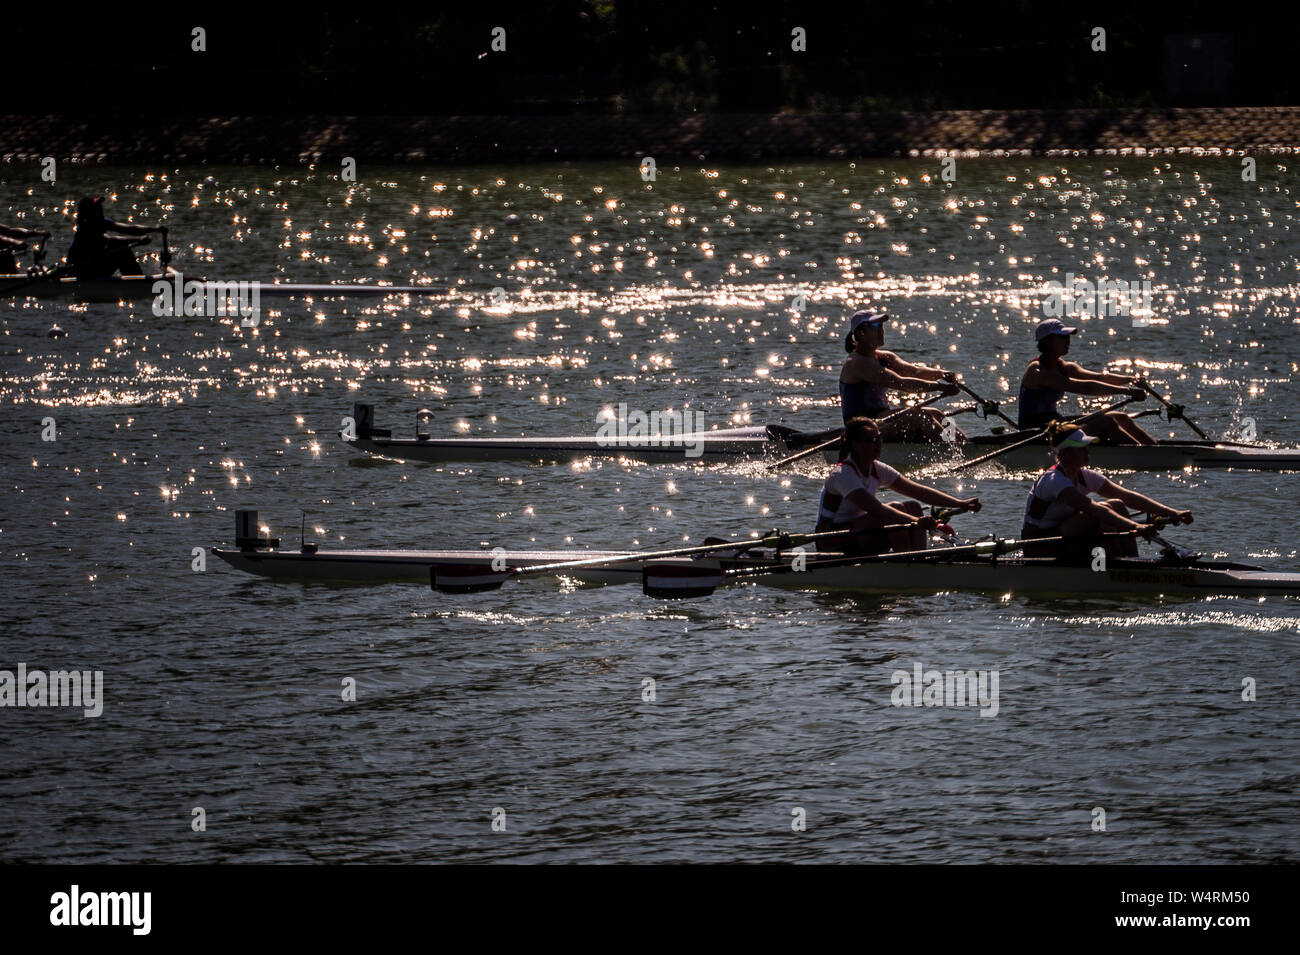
top-left (1, 159), bottom-right (1297, 862)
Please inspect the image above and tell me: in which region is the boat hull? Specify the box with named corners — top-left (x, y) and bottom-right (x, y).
top-left (758, 557), bottom-right (1300, 598)
top-left (342, 429), bottom-right (1300, 472)
top-left (213, 546), bottom-right (1300, 598)
top-left (213, 546), bottom-right (650, 585)
top-left (344, 426), bottom-right (777, 465)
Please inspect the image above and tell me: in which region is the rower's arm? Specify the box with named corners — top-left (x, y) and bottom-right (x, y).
top-left (888, 475), bottom-right (968, 508)
top-left (1032, 362), bottom-right (1131, 397)
top-left (1098, 479), bottom-right (1185, 520)
top-left (883, 352), bottom-right (949, 383)
top-left (104, 218), bottom-right (158, 237)
top-left (1065, 363), bottom-right (1134, 387)
top-left (885, 370), bottom-right (950, 394)
top-left (846, 353), bottom-right (940, 395)
top-left (0, 225), bottom-right (50, 240)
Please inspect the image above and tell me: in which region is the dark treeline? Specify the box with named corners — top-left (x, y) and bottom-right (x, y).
top-left (7, 2), bottom-right (1294, 116)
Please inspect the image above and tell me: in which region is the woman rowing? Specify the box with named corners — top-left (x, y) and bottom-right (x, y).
top-left (817, 415), bottom-right (981, 554)
top-left (66, 196), bottom-right (164, 280)
top-left (1021, 425), bottom-right (1192, 559)
top-left (840, 309), bottom-right (963, 442)
top-left (0, 224), bottom-right (50, 274)
top-left (1019, 318), bottom-right (1155, 444)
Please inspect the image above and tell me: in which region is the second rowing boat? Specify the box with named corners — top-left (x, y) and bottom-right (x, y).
top-left (342, 404), bottom-right (1300, 472)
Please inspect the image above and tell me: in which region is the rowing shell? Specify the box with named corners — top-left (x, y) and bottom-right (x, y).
top-left (751, 555), bottom-right (1300, 598)
top-left (345, 426), bottom-right (787, 466)
top-left (212, 544), bottom-right (1300, 598)
top-left (343, 423), bottom-right (1300, 472)
top-left (214, 546), bottom-right (649, 585)
top-left (0, 270), bottom-right (439, 302)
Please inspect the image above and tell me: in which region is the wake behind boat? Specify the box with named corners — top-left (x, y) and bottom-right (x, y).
top-left (341, 404), bottom-right (1300, 472)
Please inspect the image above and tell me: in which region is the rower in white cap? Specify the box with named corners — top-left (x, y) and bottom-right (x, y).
top-left (1021, 424), bottom-right (1193, 559)
top-left (839, 308), bottom-right (962, 442)
top-left (1018, 318), bottom-right (1156, 444)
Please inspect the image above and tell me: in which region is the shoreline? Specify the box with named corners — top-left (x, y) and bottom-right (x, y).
top-left (2, 108), bottom-right (1298, 164)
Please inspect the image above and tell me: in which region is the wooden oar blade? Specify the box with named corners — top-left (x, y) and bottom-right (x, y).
top-left (430, 564), bottom-right (510, 593)
top-left (642, 559), bottom-right (725, 599)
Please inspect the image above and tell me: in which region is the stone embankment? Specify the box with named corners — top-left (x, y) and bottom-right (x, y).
top-left (1, 108), bottom-right (1296, 164)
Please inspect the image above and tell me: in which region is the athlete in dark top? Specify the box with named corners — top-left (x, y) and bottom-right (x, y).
top-left (839, 309), bottom-right (962, 442)
top-left (1018, 319), bottom-right (1155, 444)
top-left (66, 197), bottom-right (164, 279)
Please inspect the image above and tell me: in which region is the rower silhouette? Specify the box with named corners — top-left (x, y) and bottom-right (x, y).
top-left (66, 196), bottom-right (165, 279)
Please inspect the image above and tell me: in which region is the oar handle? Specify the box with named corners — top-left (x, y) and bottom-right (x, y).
top-left (930, 503), bottom-right (974, 524)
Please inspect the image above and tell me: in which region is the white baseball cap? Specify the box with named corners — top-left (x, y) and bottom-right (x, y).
top-left (850, 310), bottom-right (889, 332)
top-left (1036, 318), bottom-right (1079, 341)
top-left (1053, 427), bottom-right (1098, 452)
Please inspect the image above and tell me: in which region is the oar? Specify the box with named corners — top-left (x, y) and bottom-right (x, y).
top-left (953, 380), bottom-right (1018, 429)
top-left (430, 524), bottom-right (916, 593)
top-left (642, 525), bottom-right (1157, 599)
top-left (765, 393), bottom-right (948, 472)
top-left (1140, 380), bottom-right (1209, 440)
top-left (940, 395), bottom-right (1140, 475)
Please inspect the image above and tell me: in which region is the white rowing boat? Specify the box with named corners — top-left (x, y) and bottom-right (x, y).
top-left (214, 542), bottom-right (1300, 598)
top-left (343, 405), bottom-right (1300, 472)
top-left (213, 514), bottom-right (1300, 599)
top-left (737, 554), bottom-right (1300, 598)
top-left (0, 269), bottom-right (439, 302)
top-left (214, 544), bottom-right (650, 585)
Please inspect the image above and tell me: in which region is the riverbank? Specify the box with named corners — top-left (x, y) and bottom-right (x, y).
top-left (2, 107), bottom-right (1297, 164)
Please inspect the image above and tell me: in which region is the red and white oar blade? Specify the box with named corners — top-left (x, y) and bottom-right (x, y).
top-left (431, 564), bottom-right (510, 593)
top-left (642, 559), bottom-right (724, 599)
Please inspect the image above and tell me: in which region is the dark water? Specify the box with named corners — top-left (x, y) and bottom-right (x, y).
top-left (1, 159), bottom-right (1296, 862)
